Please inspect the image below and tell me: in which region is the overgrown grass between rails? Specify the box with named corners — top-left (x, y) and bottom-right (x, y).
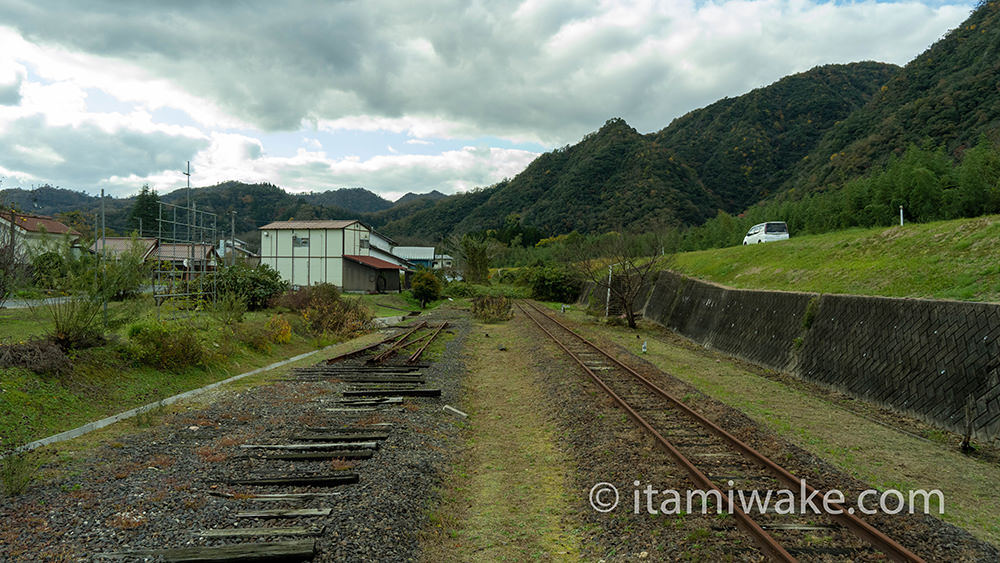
top-left (672, 214), bottom-right (1000, 301)
top-left (420, 319), bottom-right (581, 560)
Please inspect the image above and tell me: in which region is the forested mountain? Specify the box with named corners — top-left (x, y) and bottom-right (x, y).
top-left (786, 1), bottom-right (1000, 191)
top-left (374, 61), bottom-right (898, 240)
top-left (653, 62), bottom-right (898, 210)
top-left (393, 190), bottom-right (447, 206)
top-left (0, 185), bottom-right (128, 217)
top-left (299, 187), bottom-right (393, 213)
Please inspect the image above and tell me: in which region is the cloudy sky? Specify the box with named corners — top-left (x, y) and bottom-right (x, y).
top-left (0, 0), bottom-right (975, 201)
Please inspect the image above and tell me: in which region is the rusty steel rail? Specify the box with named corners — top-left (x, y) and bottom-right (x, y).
top-left (374, 332), bottom-right (432, 363)
top-left (325, 321), bottom-right (427, 364)
top-left (368, 321), bottom-right (429, 363)
top-left (408, 322), bottom-right (449, 363)
top-left (517, 300), bottom-right (925, 563)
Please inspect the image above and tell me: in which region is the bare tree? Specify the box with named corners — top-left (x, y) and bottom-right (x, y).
top-left (0, 199), bottom-right (29, 308)
top-left (571, 231), bottom-right (673, 329)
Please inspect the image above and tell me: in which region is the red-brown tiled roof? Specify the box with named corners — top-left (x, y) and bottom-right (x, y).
top-left (343, 254), bottom-right (407, 270)
top-left (0, 212), bottom-right (80, 236)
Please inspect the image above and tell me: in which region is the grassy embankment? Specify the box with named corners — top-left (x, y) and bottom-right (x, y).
top-left (671, 214), bottom-right (1000, 302)
top-left (0, 298), bottom-right (355, 446)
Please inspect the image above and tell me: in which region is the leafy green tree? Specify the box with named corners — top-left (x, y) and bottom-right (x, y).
top-left (449, 233), bottom-right (501, 284)
top-left (129, 184), bottom-right (160, 237)
top-left (411, 270), bottom-right (442, 308)
top-left (208, 262), bottom-right (288, 311)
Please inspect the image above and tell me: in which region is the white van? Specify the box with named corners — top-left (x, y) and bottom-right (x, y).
top-left (743, 222), bottom-right (789, 245)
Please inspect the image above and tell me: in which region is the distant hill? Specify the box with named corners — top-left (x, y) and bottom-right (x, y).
top-left (299, 187), bottom-right (393, 213)
top-left (393, 190), bottom-right (447, 206)
top-left (786, 1), bottom-right (1000, 191)
top-left (0, 185), bottom-right (117, 216)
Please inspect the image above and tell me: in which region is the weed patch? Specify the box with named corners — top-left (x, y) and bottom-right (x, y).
top-left (1, 449), bottom-right (46, 496)
top-left (471, 295), bottom-right (514, 322)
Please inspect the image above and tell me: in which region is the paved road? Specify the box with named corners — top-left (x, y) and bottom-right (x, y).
top-left (1, 296), bottom-right (72, 309)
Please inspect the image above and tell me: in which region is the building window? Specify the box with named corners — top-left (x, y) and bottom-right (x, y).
top-left (360, 238), bottom-right (370, 249)
top-left (292, 235), bottom-right (309, 248)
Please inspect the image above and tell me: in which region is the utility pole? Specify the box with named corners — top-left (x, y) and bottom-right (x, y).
top-left (101, 189), bottom-right (107, 326)
top-left (183, 161), bottom-right (191, 243)
top-left (230, 211), bottom-right (236, 267)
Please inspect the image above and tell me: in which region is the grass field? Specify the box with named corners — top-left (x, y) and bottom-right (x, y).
top-left (354, 290), bottom-right (444, 317)
top-left (671, 214), bottom-right (1000, 302)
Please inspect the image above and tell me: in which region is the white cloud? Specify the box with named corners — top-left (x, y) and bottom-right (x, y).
top-left (0, 1), bottom-right (979, 196)
top-left (0, 2), bottom-right (975, 145)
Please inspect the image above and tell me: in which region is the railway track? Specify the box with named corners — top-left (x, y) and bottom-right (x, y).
top-left (98, 321), bottom-right (451, 562)
top-left (516, 300), bottom-right (926, 562)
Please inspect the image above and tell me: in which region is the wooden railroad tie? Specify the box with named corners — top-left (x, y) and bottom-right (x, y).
top-left (235, 508), bottom-right (332, 519)
top-left (99, 539), bottom-right (315, 562)
top-left (198, 526), bottom-right (324, 538)
top-left (227, 473), bottom-right (359, 487)
top-left (292, 432), bottom-right (390, 441)
top-left (342, 388), bottom-right (441, 397)
top-left (258, 450), bottom-right (374, 461)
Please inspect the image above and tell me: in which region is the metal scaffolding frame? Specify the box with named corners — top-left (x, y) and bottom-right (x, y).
top-left (153, 200), bottom-right (217, 318)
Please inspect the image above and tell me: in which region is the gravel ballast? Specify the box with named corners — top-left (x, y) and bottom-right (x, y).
top-left (0, 308), bottom-right (469, 562)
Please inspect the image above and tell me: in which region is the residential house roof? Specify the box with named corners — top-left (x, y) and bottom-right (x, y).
top-left (91, 237), bottom-right (159, 260)
top-left (259, 220), bottom-right (359, 230)
top-left (343, 254), bottom-right (407, 270)
top-left (0, 211), bottom-right (80, 236)
top-left (392, 246), bottom-right (436, 261)
top-left (155, 243), bottom-right (219, 262)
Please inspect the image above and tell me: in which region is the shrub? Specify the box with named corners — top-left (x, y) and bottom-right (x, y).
top-left (303, 296), bottom-right (372, 337)
top-left (442, 281), bottom-right (477, 298)
top-left (208, 263), bottom-right (287, 311)
top-left (267, 315), bottom-right (292, 344)
top-left (471, 295), bottom-right (514, 322)
top-left (274, 284), bottom-right (373, 337)
top-left (210, 292), bottom-right (247, 326)
top-left (0, 338), bottom-right (72, 376)
top-left (235, 322), bottom-right (273, 353)
top-left (127, 321), bottom-right (204, 370)
top-left (411, 270), bottom-right (442, 307)
top-left (31, 251), bottom-right (67, 289)
top-left (525, 266), bottom-right (582, 303)
top-left (45, 297), bottom-right (105, 351)
top-left (272, 283), bottom-right (341, 311)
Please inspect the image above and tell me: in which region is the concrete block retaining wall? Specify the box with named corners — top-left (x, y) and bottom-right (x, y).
top-left (608, 270), bottom-right (1000, 443)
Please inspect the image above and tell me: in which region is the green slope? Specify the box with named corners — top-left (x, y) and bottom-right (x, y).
top-left (654, 62), bottom-right (898, 210)
top-left (671, 214), bottom-right (1000, 302)
top-left (787, 1), bottom-right (1000, 191)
